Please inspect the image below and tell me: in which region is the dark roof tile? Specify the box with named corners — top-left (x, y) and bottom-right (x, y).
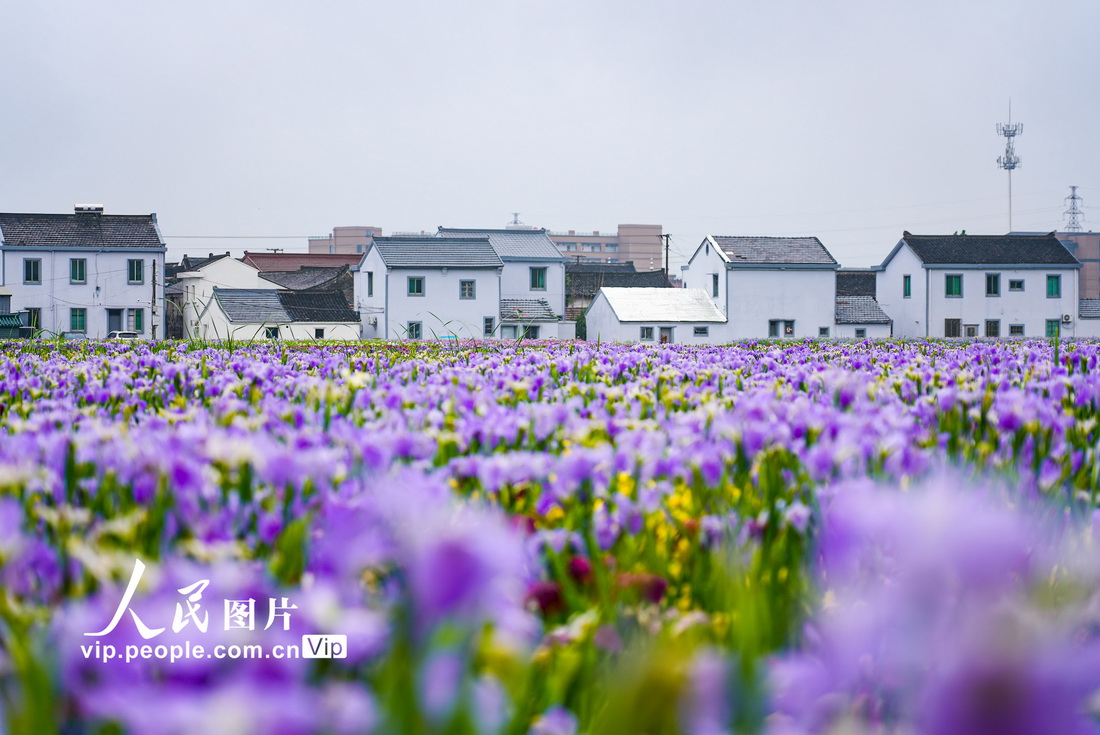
top-left (901, 232), bottom-right (1079, 265)
top-left (0, 212), bottom-right (164, 250)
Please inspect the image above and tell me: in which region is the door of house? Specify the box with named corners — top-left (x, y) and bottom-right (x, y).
top-left (107, 309), bottom-right (123, 333)
top-left (659, 327), bottom-right (673, 344)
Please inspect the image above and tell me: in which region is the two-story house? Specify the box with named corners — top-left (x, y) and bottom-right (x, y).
top-left (437, 227), bottom-right (573, 338)
top-left (876, 232), bottom-right (1080, 338)
top-left (353, 236), bottom-right (504, 340)
top-left (681, 235), bottom-right (839, 339)
top-left (0, 205), bottom-right (167, 338)
top-left (168, 253), bottom-right (277, 339)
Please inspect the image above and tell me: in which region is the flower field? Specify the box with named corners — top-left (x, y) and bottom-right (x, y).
top-left (3, 338), bottom-right (1100, 734)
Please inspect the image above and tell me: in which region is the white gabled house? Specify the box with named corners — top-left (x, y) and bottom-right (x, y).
top-left (170, 253), bottom-right (276, 339)
top-left (0, 205), bottom-right (167, 338)
top-left (584, 287), bottom-right (728, 344)
top-left (876, 232), bottom-right (1081, 338)
top-left (681, 235), bottom-right (839, 339)
top-left (353, 236), bottom-right (504, 340)
top-left (201, 288), bottom-right (360, 341)
top-left (438, 227), bottom-right (574, 338)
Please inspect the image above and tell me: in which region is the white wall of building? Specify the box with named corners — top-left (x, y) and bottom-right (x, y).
top-left (371, 266), bottom-right (502, 340)
top-left (176, 258), bottom-right (272, 339)
top-left (876, 244), bottom-right (927, 338)
top-left (200, 302), bottom-right (359, 342)
top-left (925, 266), bottom-right (1079, 338)
top-left (2, 248), bottom-right (165, 338)
top-left (680, 241), bottom-right (728, 313)
top-left (833, 323), bottom-right (892, 339)
top-left (500, 261), bottom-right (566, 317)
top-left (725, 269), bottom-right (836, 339)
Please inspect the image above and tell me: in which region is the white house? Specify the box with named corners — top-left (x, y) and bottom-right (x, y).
top-left (353, 236), bottom-right (505, 340)
top-left (201, 288), bottom-right (360, 341)
top-left (438, 227), bottom-right (574, 338)
top-left (681, 235), bottom-right (839, 339)
top-left (0, 205), bottom-right (167, 338)
top-left (876, 232), bottom-right (1081, 338)
top-left (171, 253), bottom-right (275, 340)
top-left (584, 287), bottom-right (728, 344)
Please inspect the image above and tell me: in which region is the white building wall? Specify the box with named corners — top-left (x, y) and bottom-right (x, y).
top-left (925, 267), bottom-right (1079, 338)
top-left (680, 240), bottom-right (728, 314)
top-left (500, 261), bottom-right (566, 317)
top-left (382, 268), bottom-right (501, 340)
top-left (833, 323), bottom-right (892, 339)
top-left (2, 248), bottom-right (165, 338)
top-left (725, 269), bottom-right (836, 339)
top-left (353, 249), bottom-right (386, 339)
top-left (876, 244), bottom-right (926, 337)
top-left (584, 293), bottom-right (724, 344)
top-left (177, 258), bottom-right (271, 340)
top-left (200, 303), bottom-right (359, 342)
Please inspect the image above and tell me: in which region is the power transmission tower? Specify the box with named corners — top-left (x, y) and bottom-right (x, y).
top-left (1064, 185), bottom-right (1085, 232)
top-left (996, 102), bottom-right (1023, 232)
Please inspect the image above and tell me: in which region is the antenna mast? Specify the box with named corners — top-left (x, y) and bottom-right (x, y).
top-left (1063, 186), bottom-right (1084, 232)
top-left (996, 102), bottom-right (1023, 232)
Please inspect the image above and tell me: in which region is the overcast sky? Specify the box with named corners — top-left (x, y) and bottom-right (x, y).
top-left (1, 0), bottom-right (1097, 270)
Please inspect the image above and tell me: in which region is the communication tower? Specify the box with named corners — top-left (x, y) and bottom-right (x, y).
top-left (996, 103), bottom-right (1023, 231)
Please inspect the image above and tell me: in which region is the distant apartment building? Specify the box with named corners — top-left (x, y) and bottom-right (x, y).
top-left (547, 224), bottom-right (663, 271)
top-left (1059, 232), bottom-right (1100, 298)
top-left (307, 226), bottom-right (382, 255)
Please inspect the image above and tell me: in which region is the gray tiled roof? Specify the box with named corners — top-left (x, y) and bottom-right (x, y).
top-left (1080, 299), bottom-right (1100, 319)
top-left (0, 212), bottom-right (165, 250)
top-left (596, 288), bottom-right (727, 323)
top-left (835, 296), bottom-right (892, 324)
top-left (500, 299), bottom-right (559, 322)
top-left (713, 236), bottom-right (837, 266)
top-left (566, 265), bottom-right (671, 299)
top-left (439, 227), bottom-right (566, 261)
top-left (836, 269), bottom-right (876, 297)
top-left (372, 236), bottom-right (503, 269)
top-left (901, 232), bottom-right (1079, 266)
top-left (260, 266), bottom-right (348, 291)
top-left (213, 288), bottom-right (358, 323)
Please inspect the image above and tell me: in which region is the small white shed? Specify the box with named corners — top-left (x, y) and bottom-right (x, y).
top-left (584, 287), bottom-right (727, 344)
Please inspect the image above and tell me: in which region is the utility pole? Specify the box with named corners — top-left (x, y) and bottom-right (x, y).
top-left (662, 233), bottom-right (671, 278)
top-left (996, 102), bottom-right (1023, 232)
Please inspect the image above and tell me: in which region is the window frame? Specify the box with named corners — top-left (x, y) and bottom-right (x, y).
top-left (1046, 320), bottom-right (1061, 338)
top-left (314, 328), bottom-right (325, 339)
top-left (903, 274), bottom-right (911, 299)
top-left (265, 326), bottom-right (279, 340)
top-left (985, 319), bottom-right (1000, 338)
top-left (484, 317), bottom-right (495, 337)
top-left (711, 273), bottom-right (719, 298)
top-left (522, 325), bottom-right (540, 340)
top-left (70, 258), bottom-right (87, 284)
top-left (23, 258), bottom-right (42, 285)
top-left (640, 326), bottom-right (655, 341)
top-left (1009, 324), bottom-right (1025, 337)
top-left (70, 308), bottom-right (87, 333)
top-left (127, 308), bottom-right (144, 333)
top-left (127, 259), bottom-right (144, 285)
top-left (407, 321), bottom-right (422, 340)
top-left (854, 328), bottom-right (867, 339)
top-left (1009, 279), bottom-right (1025, 292)
top-left (818, 327), bottom-right (830, 338)
top-left (945, 318), bottom-right (962, 338)
top-left (945, 274), bottom-right (963, 298)
top-left (459, 279), bottom-right (476, 300)
top-left (26, 307), bottom-right (41, 328)
top-left (985, 273), bottom-right (1000, 297)
top-left (366, 271), bottom-right (374, 297)
top-left (1046, 274), bottom-right (1062, 299)
top-left (407, 276), bottom-right (425, 297)
top-left (529, 267), bottom-right (548, 291)
top-left (693, 326), bottom-right (709, 337)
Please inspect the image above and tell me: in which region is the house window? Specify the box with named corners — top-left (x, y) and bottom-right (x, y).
top-left (26, 308), bottom-right (41, 328)
top-left (985, 273), bottom-right (1000, 297)
top-left (501, 325), bottom-right (518, 339)
top-left (964, 324), bottom-right (979, 338)
top-left (855, 328), bottom-right (867, 339)
top-left (1046, 320), bottom-right (1061, 338)
top-left (459, 280), bottom-right (476, 299)
top-left (640, 326), bottom-right (655, 341)
top-left (903, 274), bottom-right (911, 298)
top-left (768, 319), bottom-right (795, 337)
top-left (819, 327), bottom-right (830, 337)
top-left (367, 272), bottom-right (374, 297)
top-left (945, 274), bottom-right (962, 297)
top-left (522, 325), bottom-right (540, 340)
top-left (693, 326), bottom-right (709, 337)
top-left (484, 317), bottom-right (495, 337)
top-left (127, 259), bottom-right (144, 284)
top-left (70, 308), bottom-right (87, 332)
top-left (1009, 279), bottom-right (1024, 291)
top-left (407, 321), bottom-right (422, 340)
top-left (945, 319), bottom-right (961, 338)
top-left (70, 258), bottom-right (87, 284)
top-left (1009, 324), bottom-right (1025, 336)
top-left (0, 295), bottom-right (9, 313)
top-left (711, 274), bottom-right (719, 297)
top-left (314, 328), bottom-right (325, 339)
top-left (1047, 274), bottom-right (1062, 298)
top-left (407, 276), bottom-right (425, 296)
top-left (127, 309), bottom-right (144, 333)
top-left (530, 267), bottom-right (547, 290)
top-left (985, 320), bottom-right (1000, 338)
top-left (265, 326), bottom-right (279, 340)
top-left (23, 258), bottom-right (41, 284)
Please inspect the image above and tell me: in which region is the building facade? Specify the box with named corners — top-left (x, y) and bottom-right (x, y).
top-left (307, 226), bottom-right (383, 255)
top-left (547, 224), bottom-right (664, 272)
top-left (0, 206), bottom-right (167, 338)
top-left (584, 287), bottom-right (727, 344)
